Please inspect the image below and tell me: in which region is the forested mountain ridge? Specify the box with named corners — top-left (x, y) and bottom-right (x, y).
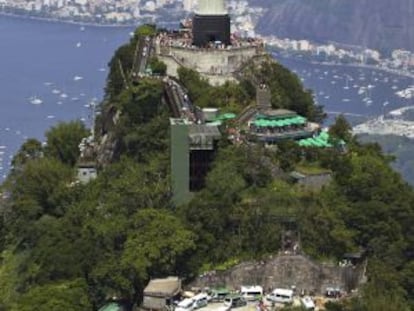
top-left (253, 0), bottom-right (414, 53)
top-left (0, 25), bottom-right (413, 311)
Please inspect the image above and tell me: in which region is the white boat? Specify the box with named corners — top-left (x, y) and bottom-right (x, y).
top-left (344, 75), bottom-right (350, 90)
top-left (342, 98), bottom-right (351, 102)
top-left (46, 115), bottom-right (55, 119)
top-left (30, 96), bottom-right (43, 105)
top-left (80, 26), bottom-right (85, 31)
top-left (60, 93), bottom-right (68, 99)
top-left (358, 87), bottom-right (366, 95)
top-left (52, 89), bottom-right (60, 94)
top-left (76, 42), bottom-right (82, 48)
top-left (73, 75), bottom-right (83, 81)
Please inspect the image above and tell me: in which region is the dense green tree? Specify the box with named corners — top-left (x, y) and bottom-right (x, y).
top-left (148, 57), bottom-right (167, 76)
top-left (11, 279), bottom-right (92, 311)
top-left (11, 138), bottom-right (43, 171)
top-left (245, 60), bottom-right (325, 122)
top-left (177, 67), bottom-right (252, 111)
top-left (134, 24), bottom-right (156, 37)
top-left (329, 115), bottom-right (353, 143)
top-left (44, 121), bottom-right (89, 166)
top-left (2, 23), bottom-right (414, 311)
top-left (4, 158), bottom-right (73, 246)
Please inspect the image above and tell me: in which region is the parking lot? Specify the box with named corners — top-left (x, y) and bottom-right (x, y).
top-left (201, 298), bottom-right (320, 311)
top-left (203, 302), bottom-right (255, 311)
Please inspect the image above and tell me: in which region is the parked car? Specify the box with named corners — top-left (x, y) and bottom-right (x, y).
top-left (240, 285), bottom-right (263, 301)
top-left (266, 288), bottom-right (293, 304)
top-left (325, 287), bottom-right (341, 298)
top-left (224, 295), bottom-right (247, 308)
top-left (210, 288), bottom-right (231, 302)
top-left (193, 293), bottom-right (208, 309)
top-left (175, 298), bottom-right (195, 311)
top-left (300, 296), bottom-right (315, 310)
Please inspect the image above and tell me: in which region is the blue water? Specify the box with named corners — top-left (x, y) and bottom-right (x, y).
top-left (275, 53), bottom-right (414, 124)
top-left (0, 15), bottom-right (134, 179)
top-left (0, 16), bottom-right (413, 180)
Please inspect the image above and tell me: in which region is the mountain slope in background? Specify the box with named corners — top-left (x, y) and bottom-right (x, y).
top-left (254, 0), bottom-right (414, 53)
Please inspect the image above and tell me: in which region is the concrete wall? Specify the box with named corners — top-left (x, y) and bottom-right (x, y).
top-left (190, 254), bottom-right (364, 295)
top-left (168, 46), bottom-right (259, 75)
top-left (157, 45), bottom-right (267, 86)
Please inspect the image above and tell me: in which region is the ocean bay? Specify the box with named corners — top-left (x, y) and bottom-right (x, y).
top-left (0, 15), bottom-right (133, 179)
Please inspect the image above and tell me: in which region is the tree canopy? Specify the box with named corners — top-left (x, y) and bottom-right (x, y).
top-left (1, 24), bottom-right (413, 311)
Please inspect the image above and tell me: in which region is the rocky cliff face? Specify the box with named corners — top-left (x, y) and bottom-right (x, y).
top-left (253, 0), bottom-right (414, 53)
top-left (191, 254), bottom-right (365, 294)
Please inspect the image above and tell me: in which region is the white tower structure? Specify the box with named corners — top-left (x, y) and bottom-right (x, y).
top-left (183, 0), bottom-right (194, 12)
top-left (192, 0), bottom-right (230, 46)
top-left (197, 0), bottom-right (227, 15)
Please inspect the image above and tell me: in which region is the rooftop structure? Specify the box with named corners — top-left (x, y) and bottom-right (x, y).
top-left (143, 277), bottom-right (182, 310)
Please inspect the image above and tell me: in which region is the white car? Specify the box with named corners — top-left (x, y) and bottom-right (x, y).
top-left (266, 288), bottom-right (293, 304)
top-left (300, 296), bottom-right (315, 310)
top-left (175, 298), bottom-right (195, 311)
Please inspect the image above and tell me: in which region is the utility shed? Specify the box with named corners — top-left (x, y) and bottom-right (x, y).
top-left (143, 277), bottom-right (181, 310)
top-left (188, 124), bottom-right (221, 150)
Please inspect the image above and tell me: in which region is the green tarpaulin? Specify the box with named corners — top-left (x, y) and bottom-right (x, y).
top-left (215, 113), bottom-right (237, 121)
top-left (253, 116), bottom-right (307, 128)
top-left (98, 303), bottom-right (122, 311)
top-left (297, 131), bottom-right (341, 148)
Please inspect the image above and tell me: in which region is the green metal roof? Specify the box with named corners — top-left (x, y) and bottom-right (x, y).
top-left (98, 303), bottom-right (122, 311)
top-left (297, 131), bottom-right (342, 148)
top-left (253, 116), bottom-right (307, 128)
top-left (214, 113), bottom-right (237, 121)
top-left (207, 120), bottom-right (223, 126)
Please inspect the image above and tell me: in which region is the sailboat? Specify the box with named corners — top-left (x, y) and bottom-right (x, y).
top-left (343, 75), bottom-right (350, 90)
top-left (30, 96), bottom-right (43, 105)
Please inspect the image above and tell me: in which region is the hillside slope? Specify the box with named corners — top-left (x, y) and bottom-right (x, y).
top-left (254, 0), bottom-right (414, 53)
